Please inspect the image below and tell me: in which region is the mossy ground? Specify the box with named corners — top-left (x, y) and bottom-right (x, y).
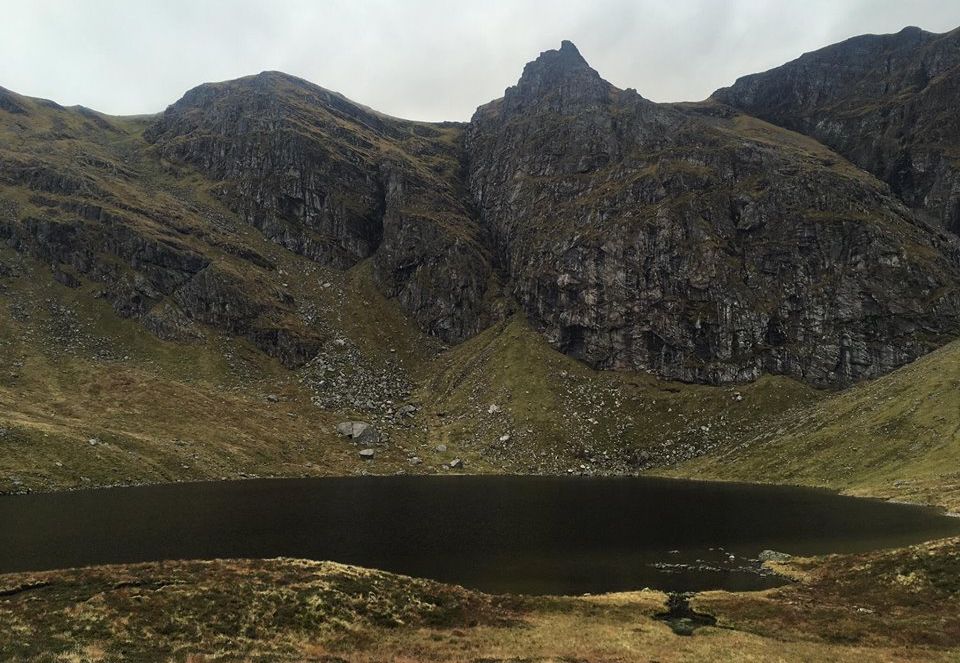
top-left (696, 537), bottom-right (960, 652)
top-left (3, 541), bottom-right (959, 662)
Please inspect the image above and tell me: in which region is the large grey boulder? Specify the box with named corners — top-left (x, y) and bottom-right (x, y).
top-left (335, 421), bottom-right (379, 444)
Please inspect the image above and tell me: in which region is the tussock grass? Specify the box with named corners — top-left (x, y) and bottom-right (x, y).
top-left (3, 548), bottom-right (957, 661)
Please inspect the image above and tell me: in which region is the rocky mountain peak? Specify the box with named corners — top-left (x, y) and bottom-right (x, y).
top-left (4, 26), bottom-right (960, 391)
top-left (556, 39), bottom-right (587, 63)
top-left (504, 40), bottom-right (610, 112)
top-left (467, 33), bottom-right (960, 387)
top-left (712, 24), bottom-right (960, 234)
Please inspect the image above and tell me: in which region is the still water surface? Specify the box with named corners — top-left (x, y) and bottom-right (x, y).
top-left (2, 476), bottom-right (958, 594)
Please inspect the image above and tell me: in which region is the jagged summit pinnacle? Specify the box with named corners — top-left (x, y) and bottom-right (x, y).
top-left (558, 39), bottom-right (584, 57)
top-left (504, 40), bottom-right (609, 111)
top-left (525, 40), bottom-right (594, 77)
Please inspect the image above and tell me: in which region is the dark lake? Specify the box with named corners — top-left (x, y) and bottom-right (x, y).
top-left (1, 476), bottom-right (958, 594)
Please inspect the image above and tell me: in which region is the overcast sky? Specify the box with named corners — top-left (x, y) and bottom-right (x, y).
top-left (2, 0), bottom-right (959, 121)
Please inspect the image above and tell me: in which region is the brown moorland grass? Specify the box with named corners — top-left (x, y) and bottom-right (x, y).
top-left (3, 542), bottom-right (960, 662)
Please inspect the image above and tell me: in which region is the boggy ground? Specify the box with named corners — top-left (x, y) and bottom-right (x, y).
top-left (2, 537), bottom-right (959, 662)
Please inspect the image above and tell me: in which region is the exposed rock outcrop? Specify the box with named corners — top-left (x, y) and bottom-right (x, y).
top-left (2, 36), bottom-right (960, 387)
top-left (466, 41), bottom-right (960, 385)
top-left (145, 72), bottom-right (493, 344)
top-left (713, 26), bottom-right (960, 235)
top-left (144, 72), bottom-right (386, 268)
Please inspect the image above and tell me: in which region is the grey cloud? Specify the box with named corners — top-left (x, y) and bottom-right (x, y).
top-left (2, 0), bottom-right (959, 121)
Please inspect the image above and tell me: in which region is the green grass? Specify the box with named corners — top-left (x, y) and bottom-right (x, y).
top-left (421, 315), bottom-right (819, 473)
top-left (0, 251), bottom-right (440, 493)
top-left (668, 339), bottom-right (960, 510)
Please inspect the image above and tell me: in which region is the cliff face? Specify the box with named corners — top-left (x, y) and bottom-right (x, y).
top-left (145, 72), bottom-right (493, 343)
top-left (2, 36), bottom-right (960, 387)
top-left (466, 42), bottom-right (960, 385)
top-left (713, 26), bottom-right (960, 235)
top-left (0, 89), bottom-right (325, 367)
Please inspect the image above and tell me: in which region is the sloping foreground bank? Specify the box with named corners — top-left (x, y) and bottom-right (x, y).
top-left (1, 537), bottom-right (959, 662)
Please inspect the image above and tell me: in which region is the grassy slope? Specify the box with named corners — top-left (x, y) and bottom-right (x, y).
top-left (0, 276), bottom-right (820, 492)
top-left (422, 315), bottom-right (819, 474)
top-left (0, 246), bottom-right (447, 493)
top-left (667, 339), bottom-right (960, 511)
top-left (0, 86), bottom-right (461, 489)
top-left (6, 258), bottom-right (960, 513)
top-left (3, 541), bottom-right (959, 662)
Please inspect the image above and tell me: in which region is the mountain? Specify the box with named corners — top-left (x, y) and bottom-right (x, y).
top-left (0, 74), bottom-right (493, 370)
top-left (6, 38), bottom-right (958, 394)
top-left (5, 27), bottom-right (960, 663)
top-left (467, 40), bottom-right (960, 385)
top-left (2, 32), bottom-right (960, 496)
top-left (713, 25), bottom-right (960, 235)
top-left (143, 71), bottom-right (495, 343)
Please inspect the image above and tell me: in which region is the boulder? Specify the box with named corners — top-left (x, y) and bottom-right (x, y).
top-left (336, 421), bottom-right (380, 444)
top-left (758, 550), bottom-right (793, 563)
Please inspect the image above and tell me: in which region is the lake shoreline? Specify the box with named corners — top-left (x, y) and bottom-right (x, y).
top-left (3, 539), bottom-right (959, 661)
top-left (3, 475), bottom-right (958, 595)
